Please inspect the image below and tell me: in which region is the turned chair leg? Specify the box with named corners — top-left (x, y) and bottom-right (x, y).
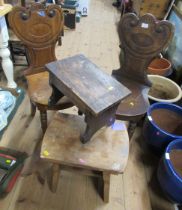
top-left (30, 101), bottom-right (36, 117)
top-left (103, 172), bottom-right (110, 203)
top-left (40, 110), bottom-right (47, 134)
top-left (50, 164), bottom-right (60, 193)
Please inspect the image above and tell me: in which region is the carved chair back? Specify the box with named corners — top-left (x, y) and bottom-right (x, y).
top-left (8, 3), bottom-right (64, 75)
top-left (118, 13), bottom-right (174, 86)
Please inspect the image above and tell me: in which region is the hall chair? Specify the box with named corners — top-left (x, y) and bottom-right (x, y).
top-left (8, 3), bottom-right (73, 133)
top-left (112, 13), bottom-right (174, 138)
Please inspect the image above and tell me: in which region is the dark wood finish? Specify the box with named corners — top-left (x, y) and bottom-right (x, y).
top-left (41, 112), bottom-right (129, 202)
top-left (47, 55), bottom-right (130, 115)
top-left (112, 13), bottom-right (174, 138)
top-left (46, 54), bottom-right (130, 143)
top-left (80, 105), bottom-right (119, 143)
top-left (8, 4), bottom-right (73, 133)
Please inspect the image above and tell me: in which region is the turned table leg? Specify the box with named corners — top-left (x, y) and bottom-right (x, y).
top-left (103, 172), bottom-right (110, 203)
top-left (51, 163), bottom-right (60, 193)
top-left (0, 16), bottom-right (17, 89)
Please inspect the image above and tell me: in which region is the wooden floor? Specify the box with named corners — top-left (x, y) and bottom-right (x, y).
top-left (0, 0), bottom-right (178, 209)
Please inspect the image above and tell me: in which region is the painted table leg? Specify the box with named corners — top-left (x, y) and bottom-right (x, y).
top-left (103, 172), bottom-right (110, 203)
top-left (0, 16), bottom-right (17, 88)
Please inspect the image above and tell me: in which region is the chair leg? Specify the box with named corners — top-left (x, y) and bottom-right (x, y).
top-left (25, 48), bottom-right (30, 66)
top-left (58, 35), bottom-right (62, 46)
top-left (30, 101), bottom-right (36, 117)
top-left (103, 172), bottom-right (110, 203)
top-left (40, 110), bottom-right (47, 134)
top-left (50, 164), bottom-right (60, 193)
top-left (128, 121), bottom-right (137, 140)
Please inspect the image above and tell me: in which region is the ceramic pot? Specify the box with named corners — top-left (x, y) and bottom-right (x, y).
top-left (147, 58), bottom-right (171, 76)
top-left (143, 102), bottom-right (182, 153)
top-left (148, 75), bottom-right (182, 104)
top-left (157, 139), bottom-right (182, 204)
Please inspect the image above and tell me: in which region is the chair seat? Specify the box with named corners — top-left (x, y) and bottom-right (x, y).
top-left (26, 71), bottom-right (72, 106)
top-left (41, 112), bottom-right (129, 174)
top-left (116, 78), bottom-right (150, 121)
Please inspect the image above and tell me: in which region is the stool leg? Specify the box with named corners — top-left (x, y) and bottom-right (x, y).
top-left (128, 121), bottom-right (137, 140)
top-left (30, 100), bottom-right (36, 117)
top-left (51, 164), bottom-right (60, 193)
top-left (103, 172), bottom-right (110, 203)
top-left (40, 110), bottom-right (47, 134)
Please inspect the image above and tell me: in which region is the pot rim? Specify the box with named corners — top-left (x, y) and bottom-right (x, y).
top-left (147, 102), bottom-right (182, 138)
top-left (148, 57), bottom-right (171, 71)
top-left (148, 75), bottom-right (182, 103)
top-left (165, 139), bottom-right (182, 184)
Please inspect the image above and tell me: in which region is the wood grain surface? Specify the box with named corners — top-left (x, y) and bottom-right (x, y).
top-left (47, 54), bottom-right (131, 115)
top-left (41, 112), bottom-right (129, 174)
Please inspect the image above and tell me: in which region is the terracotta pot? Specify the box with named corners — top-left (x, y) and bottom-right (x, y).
top-left (148, 75), bottom-right (182, 103)
top-left (147, 58), bottom-right (171, 76)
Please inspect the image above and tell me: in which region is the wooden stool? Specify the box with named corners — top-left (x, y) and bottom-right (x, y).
top-left (46, 54), bottom-right (130, 143)
top-left (41, 112), bottom-right (129, 202)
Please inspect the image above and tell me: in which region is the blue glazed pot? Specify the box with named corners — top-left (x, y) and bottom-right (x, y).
top-left (157, 139), bottom-right (182, 204)
top-left (143, 102), bottom-right (182, 153)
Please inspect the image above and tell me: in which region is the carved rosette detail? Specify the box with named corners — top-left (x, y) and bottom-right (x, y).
top-left (115, 13), bottom-right (174, 86)
top-left (118, 13), bottom-right (174, 58)
top-left (8, 3), bottom-right (64, 47)
top-left (8, 3), bottom-right (64, 75)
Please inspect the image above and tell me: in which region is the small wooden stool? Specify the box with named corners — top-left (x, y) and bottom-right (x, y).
top-left (41, 112), bottom-right (129, 202)
top-left (46, 54), bottom-right (130, 143)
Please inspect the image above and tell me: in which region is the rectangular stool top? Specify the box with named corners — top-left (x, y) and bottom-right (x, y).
top-left (46, 54), bottom-right (130, 116)
top-left (41, 113), bottom-right (129, 174)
